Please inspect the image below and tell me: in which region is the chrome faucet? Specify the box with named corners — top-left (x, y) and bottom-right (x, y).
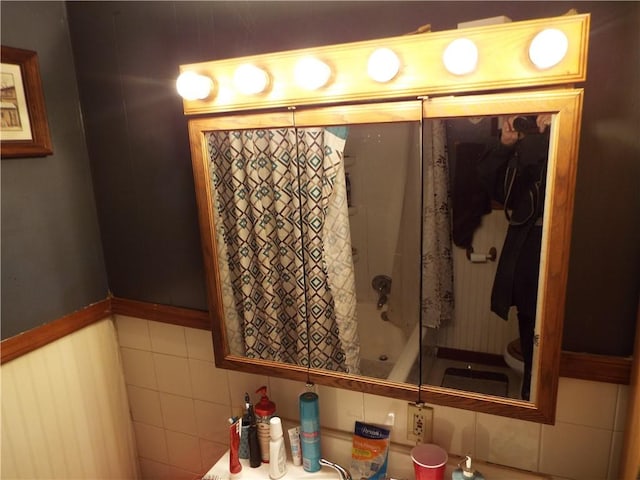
top-left (319, 458), bottom-right (353, 480)
top-left (371, 275), bottom-right (392, 309)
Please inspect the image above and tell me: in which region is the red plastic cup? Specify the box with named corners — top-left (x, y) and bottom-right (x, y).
top-left (410, 443), bottom-right (448, 480)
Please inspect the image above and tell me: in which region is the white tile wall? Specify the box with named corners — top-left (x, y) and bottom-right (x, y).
top-left (120, 348), bottom-right (158, 390)
top-left (194, 399), bottom-right (232, 441)
top-left (190, 358), bottom-right (226, 402)
top-left (268, 377), bottom-right (310, 419)
top-left (117, 315), bottom-right (152, 350)
top-left (116, 316), bottom-right (237, 478)
top-left (430, 405), bottom-right (476, 456)
top-left (540, 422), bottom-right (612, 479)
top-left (134, 422), bottom-right (170, 463)
top-left (166, 430), bottom-right (202, 471)
top-left (476, 413), bottom-right (541, 472)
top-left (185, 327), bottom-right (216, 361)
top-left (555, 377), bottom-right (618, 429)
top-left (128, 385), bottom-right (164, 427)
top-left (154, 353), bottom-right (193, 397)
top-left (159, 392), bottom-right (199, 435)
top-left (149, 321), bottom-right (189, 356)
top-left (319, 386), bottom-right (365, 432)
top-left (115, 316), bottom-right (629, 480)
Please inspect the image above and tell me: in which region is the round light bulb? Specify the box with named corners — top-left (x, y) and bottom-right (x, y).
top-left (367, 48), bottom-right (401, 83)
top-left (233, 64), bottom-right (270, 95)
top-left (176, 71), bottom-right (213, 100)
top-left (529, 28), bottom-right (569, 69)
top-left (294, 57), bottom-right (332, 90)
top-left (442, 38), bottom-right (478, 76)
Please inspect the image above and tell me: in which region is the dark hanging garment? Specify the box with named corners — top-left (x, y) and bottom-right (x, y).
top-left (451, 142), bottom-right (492, 249)
top-left (477, 132), bottom-right (549, 321)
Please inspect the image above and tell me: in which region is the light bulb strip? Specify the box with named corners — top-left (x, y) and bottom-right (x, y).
top-left (178, 13), bottom-right (589, 113)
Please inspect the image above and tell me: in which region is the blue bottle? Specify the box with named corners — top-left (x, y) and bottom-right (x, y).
top-left (299, 390), bottom-right (321, 472)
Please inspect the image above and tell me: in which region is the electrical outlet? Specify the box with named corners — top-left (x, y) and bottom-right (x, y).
top-left (407, 402), bottom-right (433, 443)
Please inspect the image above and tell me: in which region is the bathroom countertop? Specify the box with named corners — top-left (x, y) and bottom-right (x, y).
top-left (199, 450), bottom-right (552, 480)
top-left (443, 455), bottom-right (552, 479)
top-left (199, 452), bottom-right (342, 480)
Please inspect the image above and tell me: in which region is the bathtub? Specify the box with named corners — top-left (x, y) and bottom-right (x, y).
top-left (386, 320), bottom-right (426, 383)
top-left (356, 302), bottom-right (421, 382)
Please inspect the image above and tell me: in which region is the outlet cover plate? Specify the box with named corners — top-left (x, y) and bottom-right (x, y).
top-left (407, 403), bottom-right (433, 443)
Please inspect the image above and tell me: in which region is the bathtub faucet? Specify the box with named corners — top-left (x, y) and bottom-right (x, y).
top-left (371, 275), bottom-right (392, 310)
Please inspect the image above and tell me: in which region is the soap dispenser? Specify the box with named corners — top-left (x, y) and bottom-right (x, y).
top-left (452, 456), bottom-right (484, 480)
top-left (255, 386), bottom-right (276, 463)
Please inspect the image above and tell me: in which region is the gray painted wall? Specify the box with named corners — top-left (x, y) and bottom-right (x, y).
top-left (67, 1), bottom-right (638, 356)
top-left (1, 2), bottom-right (108, 339)
top-left (2, 2), bottom-right (637, 356)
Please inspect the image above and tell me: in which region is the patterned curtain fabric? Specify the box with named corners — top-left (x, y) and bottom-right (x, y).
top-left (422, 120), bottom-right (455, 328)
top-left (206, 127), bottom-right (359, 374)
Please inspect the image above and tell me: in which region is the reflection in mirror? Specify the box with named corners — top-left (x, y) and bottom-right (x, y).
top-left (207, 120), bottom-right (423, 380)
top-left (420, 113), bottom-right (551, 402)
top-left (205, 112), bottom-right (553, 400)
top-left (336, 112), bottom-right (551, 403)
top-left (190, 87), bottom-right (584, 423)
top-left (342, 121), bottom-right (422, 383)
top-left (206, 125), bottom-right (361, 373)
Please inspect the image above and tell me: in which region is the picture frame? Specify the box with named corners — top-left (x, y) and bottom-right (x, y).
top-left (1, 46), bottom-right (52, 158)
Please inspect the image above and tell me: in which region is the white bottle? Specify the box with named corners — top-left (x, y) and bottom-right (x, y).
top-left (268, 416), bottom-right (287, 480)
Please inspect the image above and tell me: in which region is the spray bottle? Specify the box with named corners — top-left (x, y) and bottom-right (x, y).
top-left (299, 385), bottom-right (321, 472)
top-left (255, 386), bottom-right (276, 463)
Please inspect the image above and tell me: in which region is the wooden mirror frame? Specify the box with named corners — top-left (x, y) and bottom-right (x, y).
top-left (188, 88), bottom-right (582, 423)
top-left (182, 13), bottom-right (589, 424)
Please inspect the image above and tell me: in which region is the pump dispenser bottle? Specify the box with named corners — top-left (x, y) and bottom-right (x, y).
top-left (268, 416), bottom-right (287, 480)
top-left (452, 456), bottom-right (484, 480)
top-left (255, 386), bottom-right (276, 463)
top-left (299, 386), bottom-right (321, 472)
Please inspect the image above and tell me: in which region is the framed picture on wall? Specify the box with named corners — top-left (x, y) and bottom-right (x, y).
top-left (1, 46), bottom-right (52, 158)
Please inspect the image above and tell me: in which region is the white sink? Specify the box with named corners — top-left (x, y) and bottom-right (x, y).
top-left (202, 451), bottom-right (345, 480)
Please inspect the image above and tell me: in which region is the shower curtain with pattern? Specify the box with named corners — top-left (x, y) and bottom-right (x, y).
top-left (422, 119), bottom-right (455, 328)
top-left (206, 126), bottom-right (360, 374)
top-left (384, 118), bottom-right (454, 337)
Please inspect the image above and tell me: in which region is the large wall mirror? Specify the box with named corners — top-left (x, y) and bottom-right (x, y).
top-left (183, 14), bottom-right (589, 423)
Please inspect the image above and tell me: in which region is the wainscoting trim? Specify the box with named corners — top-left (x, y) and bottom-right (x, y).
top-left (110, 297), bottom-right (210, 330)
top-left (1, 297), bottom-right (630, 385)
top-left (559, 350), bottom-right (632, 384)
top-left (0, 299), bottom-right (111, 365)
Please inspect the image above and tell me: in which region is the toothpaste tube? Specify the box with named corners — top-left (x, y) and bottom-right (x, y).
top-left (288, 426), bottom-right (302, 466)
top-left (229, 417), bottom-right (242, 476)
